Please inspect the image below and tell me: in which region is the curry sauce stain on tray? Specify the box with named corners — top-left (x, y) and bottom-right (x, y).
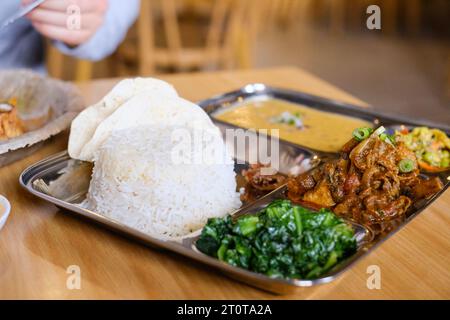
top-left (214, 98), bottom-right (373, 152)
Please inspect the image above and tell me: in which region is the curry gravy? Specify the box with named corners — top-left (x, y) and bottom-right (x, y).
top-left (214, 98), bottom-right (372, 152)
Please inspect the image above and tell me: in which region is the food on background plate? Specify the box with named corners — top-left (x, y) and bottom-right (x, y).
top-left (196, 199), bottom-right (357, 279)
top-left (68, 77), bottom-right (241, 240)
top-left (0, 96), bottom-right (53, 141)
top-left (214, 98), bottom-right (372, 152)
top-left (287, 126), bottom-right (444, 233)
top-left (0, 70), bottom-right (84, 167)
top-left (395, 127), bottom-right (450, 171)
top-left (0, 98), bottom-right (24, 140)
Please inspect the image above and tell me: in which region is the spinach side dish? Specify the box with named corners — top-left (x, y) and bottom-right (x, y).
top-left (196, 200), bottom-right (357, 279)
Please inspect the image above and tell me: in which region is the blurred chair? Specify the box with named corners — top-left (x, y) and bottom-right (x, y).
top-left (115, 0), bottom-right (260, 76)
top-left (261, 0), bottom-right (314, 30)
top-left (383, 0), bottom-right (422, 35)
top-left (404, 0), bottom-right (422, 34)
top-left (447, 54), bottom-right (450, 99)
top-left (327, 0), bottom-right (423, 35)
top-left (46, 41), bottom-right (93, 82)
top-left (263, 0), bottom-right (423, 36)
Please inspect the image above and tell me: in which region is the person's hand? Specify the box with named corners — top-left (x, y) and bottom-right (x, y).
top-left (24, 0), bottom-right (108, 46)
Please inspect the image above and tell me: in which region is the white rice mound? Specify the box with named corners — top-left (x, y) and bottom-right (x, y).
top-left (85, 125), bottom-right (241, 240)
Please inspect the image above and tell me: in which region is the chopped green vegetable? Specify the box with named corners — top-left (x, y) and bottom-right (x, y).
top-left (352, 127), bottom-right (373, 141)
top-left (379, 133), bottom-right (395, 146)
top-left (396, 127), bottom-right (450, 169)
top-left (235, 215), bottom-right (260, 237)
top-left (271, 111), bottom-right (303, 128)
top-left (423, 152), bottom-right (437, 164)
top-left (196, 200), bottom-right (357, 280)
top-left (398, 158), bottom-right (415, 173)
top-left (441, 154), bottom-right (449, 168)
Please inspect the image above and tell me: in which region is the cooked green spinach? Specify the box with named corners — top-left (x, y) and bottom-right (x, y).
top-left (196, 199), bottom-right (357, 279)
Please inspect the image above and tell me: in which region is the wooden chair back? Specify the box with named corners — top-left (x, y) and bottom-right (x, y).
top-left (133, 0), bottom-right (258, 75)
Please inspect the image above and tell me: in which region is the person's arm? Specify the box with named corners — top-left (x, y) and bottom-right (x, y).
top-left (26, 0), bottom-right (140, 61)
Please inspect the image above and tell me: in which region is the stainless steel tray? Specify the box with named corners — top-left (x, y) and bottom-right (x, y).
top-left (20, 84), bottom-right (450, 294)
top-left (19, 151), bottom-right (373, 294)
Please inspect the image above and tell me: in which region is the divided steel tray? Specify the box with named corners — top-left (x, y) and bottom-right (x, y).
top-left (20, 84), bottom-right (450, 294)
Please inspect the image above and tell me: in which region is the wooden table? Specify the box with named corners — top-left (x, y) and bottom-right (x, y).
top-left (1, 67), bottom-right (449, 299)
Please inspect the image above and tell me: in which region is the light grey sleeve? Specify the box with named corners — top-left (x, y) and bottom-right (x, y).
top-left (54, 0), bottom-right (140, 61)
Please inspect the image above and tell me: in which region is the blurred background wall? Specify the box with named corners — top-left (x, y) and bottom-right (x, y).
top-left (45, 0), bottom-right (450, 124)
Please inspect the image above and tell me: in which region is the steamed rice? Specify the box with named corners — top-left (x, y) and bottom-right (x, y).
top-left (86, 125), bottom-right (241, 240)
top-left (69, 77), bottom-right (242, 240)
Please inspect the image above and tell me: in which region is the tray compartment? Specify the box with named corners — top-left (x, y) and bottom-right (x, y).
top-left (200, 84), bottom-right (450, 155)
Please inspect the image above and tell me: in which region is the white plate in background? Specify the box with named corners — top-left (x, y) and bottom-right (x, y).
top-left (0, 195), bottom-right (11, 230)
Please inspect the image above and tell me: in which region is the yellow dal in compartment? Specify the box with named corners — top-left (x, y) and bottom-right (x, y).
top-left (215, 98), bottom-right (372, 152)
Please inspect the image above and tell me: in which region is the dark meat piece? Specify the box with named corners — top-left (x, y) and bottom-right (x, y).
top-left (242, 164), bottom-right (286, 191)
top-left (349, 137), bottom-right (377, 170)
top-left (334, 194), bottom-right (363, 221)
top-left (350, 138), bottom-right (397, 172)
top-left (310, 165), bottom-right (324, 182)
top-left (412, 177), bottom-right (444, 200)
top-left (288, 158), bottom-right (348, 205)
top-left (325, 158), bottom-right (348, 203)
top-left (241, 164), bottom-right (286, 203)
top-left (344, 172), bottom-right (360, 194)
top-left (369, 216), bottom-right (405, 235)
top-left (398, 172), bottom-right (419, 189)
top-left (341, 138), bottom-right (360, 154)
top-left (249, 172), bottom-right (286, 191)
top-left (287, 172), bottom-right (316, 201)
top-left (303, 180), bottom-right (336, 208)
top-left (363, 194), bottom-right (411, 223)
top-left (360, 166), bottom-right (400, 198)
